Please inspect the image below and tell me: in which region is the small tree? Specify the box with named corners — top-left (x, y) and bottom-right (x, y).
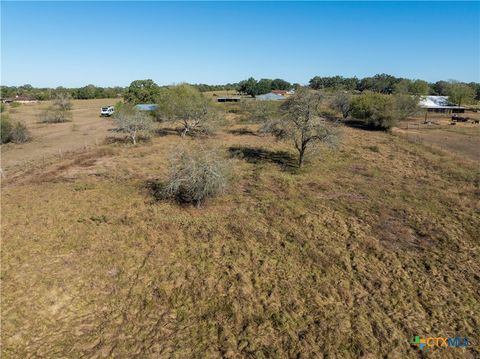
top-left (331, 92), bottom-right (352, 119)
top-left (112, 106), bottom-right (153, 144)
top-left (157, 84), bottom-right (218, 137)
top-left (264, 89), bottom-right (339, 168)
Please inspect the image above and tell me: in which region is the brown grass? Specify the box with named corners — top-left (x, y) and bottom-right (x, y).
top-left (1, 104), bottom-right (479, 358)
top-left (1, 99), bottom-right (117, 169)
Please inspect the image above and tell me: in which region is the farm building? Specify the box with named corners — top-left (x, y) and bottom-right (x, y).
top-left (419, 96), bottom-right (465, 113)
top-left (255, 93), bottom-right (284, 101)
top-left (135, 104), bottom-right (159, 111)
top-left (271, 90), bottom-right (289, 96)
top-left (217, 97), bottom-right (241, 103)
top-left (1, 95), bottom-right (38, 104)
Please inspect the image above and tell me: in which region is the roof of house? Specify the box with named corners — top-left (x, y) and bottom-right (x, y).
top-left (2, 96), bottom-right (36, 102)
top-left (271, 90), bottom-right (289, 95)
top-left (255, 93), bottom-right (284, 101)
top-left (419, 96), bottom-right (464, 109)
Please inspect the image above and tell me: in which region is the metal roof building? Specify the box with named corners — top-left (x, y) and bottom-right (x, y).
top-left (255, 93), bottom-right (284, 101)
top-left (135, 104), bottom-right (159, 111)
top-left (419, 96), bottom-right (465, 113)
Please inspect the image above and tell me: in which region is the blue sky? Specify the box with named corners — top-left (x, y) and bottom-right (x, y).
top-left (1, 1), bottom-right (479, 87)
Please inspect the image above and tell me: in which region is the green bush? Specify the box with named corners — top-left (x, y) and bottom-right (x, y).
top-left (350, 92), bottom-right (418, 130)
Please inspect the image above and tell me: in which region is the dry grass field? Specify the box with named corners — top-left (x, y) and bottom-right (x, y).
top-left (1, 101), bottom-right (479, 358)
top-left (395, 112), bottom-right (480, 162)
top-left (1, 99), bottom-right (118, 169)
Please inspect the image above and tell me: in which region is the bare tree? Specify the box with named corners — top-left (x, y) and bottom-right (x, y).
top-left (157, 146), bottom-right (232, 207)
top-left (331, 92), bottom-right (352, 119)
top-left (53, 93), bottom-right (73, 111)
top-left (113, 106), bottom-right (153, 145)
top-left (266, 89), bottom-right (339, 168)
top-left (157, 84), bottom-right (219, 137)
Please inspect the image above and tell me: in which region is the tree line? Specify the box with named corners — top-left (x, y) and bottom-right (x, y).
top-left (2, 74), bottom-right (479, 103)
top-left (308, 74), bottom-right (480, 102)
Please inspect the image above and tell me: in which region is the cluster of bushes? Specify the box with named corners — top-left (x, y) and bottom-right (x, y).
top-left (325, 91), bottom-right (419, 130)
top-left (0, 117), bottom-right (30, 144)
top-left (348, 92), bottom-right (419, 130)
top-left (39, 93), bottom-right (73, 123)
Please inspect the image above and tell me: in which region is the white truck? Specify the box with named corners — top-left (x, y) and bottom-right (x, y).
top-left (100, 105), bottom-right (114, 117)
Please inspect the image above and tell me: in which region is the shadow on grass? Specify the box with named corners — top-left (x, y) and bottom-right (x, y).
top-left (155, 127), bottom-right (183, 137)
top-left (228, 146), bottom-right (297, 171)
top-left (145, 180), bottom-right (167, 201)
top-left (343, 119), bottom-right (388, 132)
top-left (104, 135), bottom-right (151, 145)
top-left (228, 128), bottom-right (259, 136)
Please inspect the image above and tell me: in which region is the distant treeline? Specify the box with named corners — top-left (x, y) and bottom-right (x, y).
top-left (308, 74), bottom-right (480, 99)
top-left (1, 74), bottom-right (479, 101)
top-left (0, 84), bottom-right (125, 101)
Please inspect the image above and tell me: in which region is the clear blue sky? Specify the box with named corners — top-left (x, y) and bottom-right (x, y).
top-left (1, 1), bottom-right (479, 87)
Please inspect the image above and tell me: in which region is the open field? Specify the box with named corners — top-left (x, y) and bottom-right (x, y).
top-left (1, 102), bottom-right (480, 358)
top-left (394, 112), bottom-right (480, 162)
top-left (1, 99), bottom-right (118, 169)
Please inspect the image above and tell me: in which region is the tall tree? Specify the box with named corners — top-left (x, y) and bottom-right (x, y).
top-left (271, 79), bottom-right (291, 90)
top-left (124, 79), bottom-right (160, 104)
top-left (446, 82), bottom-right (475, 107)
top-left (238, 77), bottom-right (258, 97)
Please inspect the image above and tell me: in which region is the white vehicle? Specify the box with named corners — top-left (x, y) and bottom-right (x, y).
top-left (100, 105), bottom-right (114, 117)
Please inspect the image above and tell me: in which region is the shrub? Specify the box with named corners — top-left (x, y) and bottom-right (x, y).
top-left (1, 117), bottom-right (31, 144)
top-left (39, 93), bottom-right (73, 123)
top-left (10, 121), bottom-right (31, 143)
top-left (158, 147), bottom-right (232, 207)
top-left (39, 108), bottom-right (72, 123)
top-left (0, 117), bottom-right (13, 143)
